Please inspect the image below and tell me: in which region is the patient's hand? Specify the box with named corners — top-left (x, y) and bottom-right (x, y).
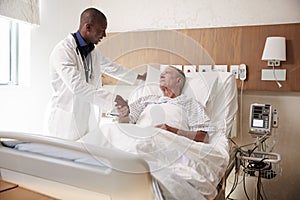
top-left (155, 124), bottom-right (209, 143)
top-left (155, 124), bottom-right (179, 134)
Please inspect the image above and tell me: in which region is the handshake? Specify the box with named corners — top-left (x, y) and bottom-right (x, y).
top-left (114, 95), bottom-right (130, 119)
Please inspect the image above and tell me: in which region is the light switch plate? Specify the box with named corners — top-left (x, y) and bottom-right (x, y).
top-left (261, 69), bottom-right (286, 81)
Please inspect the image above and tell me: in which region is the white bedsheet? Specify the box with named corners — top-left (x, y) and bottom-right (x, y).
top-left (88, 123), bottom-right (230, 200)
top-left (13, 142), bottom-right (110, 168)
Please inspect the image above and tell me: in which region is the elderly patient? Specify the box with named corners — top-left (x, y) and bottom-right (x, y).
top-left (115, 66), bottom-right (210, 143)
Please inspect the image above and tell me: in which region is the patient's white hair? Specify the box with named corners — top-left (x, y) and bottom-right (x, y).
top-left (169, 66), bottom-right (186, 93)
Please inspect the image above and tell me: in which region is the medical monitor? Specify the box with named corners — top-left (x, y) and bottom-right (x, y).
top-left (249, 103), bottom-right (272, 136)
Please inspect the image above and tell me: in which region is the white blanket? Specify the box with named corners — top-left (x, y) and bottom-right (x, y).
top-left (86, 123), bottom-right (230, 200)
top-left (80, 69), bottom-right (236, 199)
top-left (137, 102), bottom-right (189, 131)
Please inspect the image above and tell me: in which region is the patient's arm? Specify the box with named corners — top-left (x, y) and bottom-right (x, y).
top-left (155, 124), bottom-right (209, 143)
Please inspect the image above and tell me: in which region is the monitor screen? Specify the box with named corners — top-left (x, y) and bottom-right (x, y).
top-left (253, 119), bottom-right (264, 128)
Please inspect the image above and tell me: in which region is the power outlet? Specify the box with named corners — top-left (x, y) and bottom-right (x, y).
top-left (198, 65), bottom-right (212, 72)
top-left (267, 60), bottom-right (280, 66)
top-left (183, 65), bottom-right (197, 74)
top-left (230, 65), bottom-right (239, 79)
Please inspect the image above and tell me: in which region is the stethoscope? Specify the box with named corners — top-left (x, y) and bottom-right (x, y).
top-left (72, 33), bottom-right (94, 82)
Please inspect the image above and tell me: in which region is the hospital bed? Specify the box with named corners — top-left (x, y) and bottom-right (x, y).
top-left (0, 69), bottom-right (238, 200)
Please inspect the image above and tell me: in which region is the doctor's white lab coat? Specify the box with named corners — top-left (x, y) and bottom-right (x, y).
top-left (45, 34), bottom-right (137, 140)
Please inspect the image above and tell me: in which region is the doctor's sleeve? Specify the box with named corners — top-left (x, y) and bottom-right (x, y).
top-left (95, 49), bottom-right (138, 85)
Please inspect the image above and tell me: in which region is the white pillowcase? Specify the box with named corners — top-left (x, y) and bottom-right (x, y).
top-left (128, 65), bottom-right (162, 103)
top-left (131, 66), bottom-right (219, 112)
top-left (182, 72), bottom-right (219, 111)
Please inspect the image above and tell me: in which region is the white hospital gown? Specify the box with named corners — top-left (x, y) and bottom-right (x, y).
top-left (129, 94), bottom-right (211, 132)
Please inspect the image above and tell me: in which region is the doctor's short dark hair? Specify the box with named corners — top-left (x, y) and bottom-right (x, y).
top-left (80, 8), bottom-right (107, 28)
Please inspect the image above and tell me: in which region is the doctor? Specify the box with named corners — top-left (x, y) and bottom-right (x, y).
top-left (45, 8), bottom-right (145, 140)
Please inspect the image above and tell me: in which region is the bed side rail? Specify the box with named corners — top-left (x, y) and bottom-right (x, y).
top-left (0, 130), bottom-right (154, 200)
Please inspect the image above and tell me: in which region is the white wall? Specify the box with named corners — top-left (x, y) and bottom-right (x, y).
top-left (0, 0), bottom-right (93, 133)
top-left (94, 0), bottom-right (300, 32)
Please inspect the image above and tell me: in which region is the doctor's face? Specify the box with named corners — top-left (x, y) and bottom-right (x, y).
top-left (87, 20), bottom-right (107, 45)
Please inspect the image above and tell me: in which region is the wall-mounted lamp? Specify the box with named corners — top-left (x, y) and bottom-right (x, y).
top-left (261, 36), bottom-right (286, 88)
top-left (262, 36), bottom-right (286, 66)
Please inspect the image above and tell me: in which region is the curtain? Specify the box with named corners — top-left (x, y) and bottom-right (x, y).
top-left (0, 0), bottom-right (40, 25)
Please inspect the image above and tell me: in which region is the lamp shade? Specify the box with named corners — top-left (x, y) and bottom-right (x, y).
top-left (261, 37), bottom-right (286, 61)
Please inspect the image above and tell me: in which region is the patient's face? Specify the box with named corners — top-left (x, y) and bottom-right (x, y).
top-left (159, 67), bottom-right (180, 97)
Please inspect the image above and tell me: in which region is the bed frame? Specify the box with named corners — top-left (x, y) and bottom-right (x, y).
top-left (0, 71), bottom-right (238, 200)
top-left (0, 131), bottom-right (157, 200)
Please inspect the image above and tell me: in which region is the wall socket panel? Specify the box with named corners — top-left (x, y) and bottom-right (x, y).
top-left (198, 65), bottom-right (212, 72)
top-left (183, 65), bottom-right (197, 74)
top-left (213, 65), bottom-right (228, 72)
top-left (261, 69), bottom-right (286, 81)
top-left (230, 65), bottom-right (239, 79)
top-left (267, 60), bottom-right (281, 66)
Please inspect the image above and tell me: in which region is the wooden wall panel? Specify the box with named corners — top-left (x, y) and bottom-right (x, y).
top-left (98, 23), bottom-right (300, 91)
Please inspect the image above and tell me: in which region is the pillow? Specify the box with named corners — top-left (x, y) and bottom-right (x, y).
top-left (128, 65), bottom-right (162, 103)
top-left (207, 73), bottom-right (238, 137)
top-left (129, 66), bottom-right (219, 112)
top-left (182, 72), bottom-right (219, 112)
